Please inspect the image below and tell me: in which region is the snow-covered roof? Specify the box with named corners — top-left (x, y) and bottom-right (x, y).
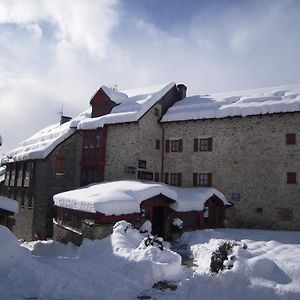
top-left (2, 83), bottom-right (175, 163)
top-left (0, 196), bottom-right (18, 214)
top-left (161, 84), bottom-right (300, 122)
top-left (53, 180), bottom-right (230, 215)
top-left (77, 82), bottom-right (175, 130)
top-left (171, 187), bottom-right (229, 212)
top-left (1, 109), bottom-right (91, 163)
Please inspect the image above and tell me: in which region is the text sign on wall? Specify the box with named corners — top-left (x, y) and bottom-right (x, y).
top-left (138, 171), bottom-right (153, 181)
top-left (125, 166), bottom-right (136, 174)
top-left (138, 160), bottom-right (147, 169)
top-left (232, 193), bottom-right (240, 201)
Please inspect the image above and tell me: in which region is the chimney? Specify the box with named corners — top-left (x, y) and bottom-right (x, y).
top-left (60, 115), bottom-right (72, 125)
top-left (177, 84), bottom-right (187, 99)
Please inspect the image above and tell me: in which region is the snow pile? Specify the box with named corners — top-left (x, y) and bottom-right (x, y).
top-left (1, 225), bottom-right (300, 299)
top-left (0, 225), bottom-right (30, 269)
top-left (171, 229), bottom-right (300, 300)
top-left (162, 83), bottom-right (300, 122)
top-left (77, 82), bottom-right (175, 130)
top-left (0, 195), bottom-right (18, 213)
top-left (172, 218), bottom-right (184, 228)
top-left (54, 180), bottom-right (229, 215)
top-left (80, 221), bottom-right (183, 285)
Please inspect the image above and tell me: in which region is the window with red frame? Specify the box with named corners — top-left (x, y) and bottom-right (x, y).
top-left (286, 133), bottom-right (296, 145)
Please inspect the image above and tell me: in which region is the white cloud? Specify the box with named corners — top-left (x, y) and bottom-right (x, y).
top-left (0, 0), bottom-right (300, 157)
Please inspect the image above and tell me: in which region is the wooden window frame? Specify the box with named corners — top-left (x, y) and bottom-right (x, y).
top-left (155, 139), bottom-right (160, 150)
top-left (55, 156), bottom-right (65, 175)
top-left (193, 172), bottom-right (212, 187)
top-left (170, 173), bottom-right (182, 187)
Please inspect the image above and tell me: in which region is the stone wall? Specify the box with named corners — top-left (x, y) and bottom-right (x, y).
top-left (104, 104), bottom-right (164, 182)
top-left (12, 132), bottom-right (83, 240)
top-left (162, 113), bottom-right (300, 230)
top-left (53, 223), bottom-right (83, 246)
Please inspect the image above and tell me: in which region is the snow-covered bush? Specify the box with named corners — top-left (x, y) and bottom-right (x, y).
top-left (210, 242), bottom-right (235, 274)
top-left (143, 235), bottom-right (164, 251)
top-left (172, 218), bottom-right (183, 229)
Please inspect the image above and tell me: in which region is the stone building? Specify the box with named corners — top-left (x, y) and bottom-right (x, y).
top-left (1, 82), bottom-right (300, 240)
top-left (0, 119), bottom-right (83, 240)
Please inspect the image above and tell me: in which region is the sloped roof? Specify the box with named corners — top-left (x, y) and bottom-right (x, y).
top-left (1, 82), bottom-right (175, 163)
top-left (53, 180), bottom-right (230, 215)
top-left (161, 84), bottom-right (300, 122)
top-left (0, 196), bottom-right (18, 214)
top-left (77, 82), bottom-right (175, 130)
top-left (1, 108), bottom-right (91, 163)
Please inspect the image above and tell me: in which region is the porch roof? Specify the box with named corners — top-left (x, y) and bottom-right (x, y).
top-left (0, 196), bottom-right (18, 214)
top-left (54, 180), bottom-right (230, 216)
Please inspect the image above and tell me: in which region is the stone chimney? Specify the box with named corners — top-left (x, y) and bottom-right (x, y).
top-left (177, 84), bottom-right (187, 99)
top-left (60, 115), bottom-right (72, 125)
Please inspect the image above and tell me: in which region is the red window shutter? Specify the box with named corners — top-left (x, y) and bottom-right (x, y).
top-left (156, 139), bottom-right (160, 150)
top-left (155, 172), bottom-right (160, 182)
top-left (208, 173), bottom-right (212, 187)
top-left (165, 140), bottom-right (170, 153)
top-left (286, 133), bottom-right (296, 145)
top-left (178, 139), bottom-right (183, 152)
top-left (208, 138), bottom-right (213, 151)
top-left (287, 172), bottom-right (296, 184)
top-left (193, 173), bottom-right (198, 187)
top-left (164, 173), bottom-right (169, 184)
top-left (194, 138), bottom-right (198, 152)
top-left (177, 173), bottom-right (182, 186)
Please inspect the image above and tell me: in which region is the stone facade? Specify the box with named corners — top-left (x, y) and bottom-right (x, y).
top-left (104, 103), bottom-right (163, 182)
top-left (2, 132), bottom-right (83, 240)
top-left (162, 112), bottom-right (300, 230)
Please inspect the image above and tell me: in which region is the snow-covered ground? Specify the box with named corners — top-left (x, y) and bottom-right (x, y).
top-left (0, 224), bottom-right (299, 300)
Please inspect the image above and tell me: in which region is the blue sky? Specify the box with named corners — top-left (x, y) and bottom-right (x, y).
top-left (0, 0), bottom-right (300, 155)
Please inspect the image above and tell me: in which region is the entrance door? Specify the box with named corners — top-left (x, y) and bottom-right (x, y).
top-left (152, 206), bottom-right (165, 238)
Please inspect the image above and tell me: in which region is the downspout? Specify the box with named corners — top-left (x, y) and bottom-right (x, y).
top-left (161, 125), bottom-right (165, 182)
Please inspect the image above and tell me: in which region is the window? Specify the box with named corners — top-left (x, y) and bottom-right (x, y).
top-left (287, 172), bottom-right (296, 184)
top-left (193, 172), bottom-right (212, 187)
top-left (155, 139), bottom-right (160, 150)
top-left (55, 156), bottom-right (65, 175)
top-left (286, 133), bottom-right (296, 145)
top-left (4, 165), bottom-right (10, 186)
top-left (194, 138), bottom-right (213, 152)
top-left (154, 108), bottom-right (160, 117)
top-left (154, 172), bottom-right (160, 182)
top-left (95, 135), bottom-right (101, 148)
top-left (170, 173), bottom-right (182, 186)
top-left (256, 208), bottom-right (263, 213)
top-left (21, 191), bottom-right (25, 207)
top-left (28, 195), bottom-right (33, 208)
top-left (16, 163), bottom-right (23, 187)
top-left (165, 139), bottom-right (183, 153)
top-left (24, 162), bottom-right (32, 187)
top-left (83, 136), bottom-right (89, 149)
top-left (9, 164), bottom-right (16, 186)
